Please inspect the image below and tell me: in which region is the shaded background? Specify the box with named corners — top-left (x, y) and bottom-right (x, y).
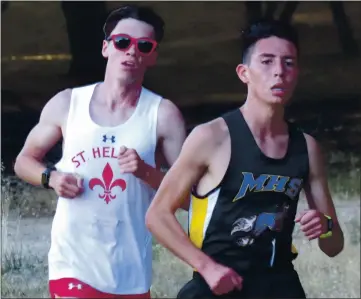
top-left (2, 1), bottom-right (361, 174)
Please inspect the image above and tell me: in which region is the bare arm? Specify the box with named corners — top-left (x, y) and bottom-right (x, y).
top-left (14, 89), bottom-right (71, 186)
top-left (157, 99), bottom-right (187, 168)
top-left (303, 133), bottom-right (344, 257)
top-left (146, 124), bottom-right (218, 273)
top-left (141, 99), bottom-right (187, 191)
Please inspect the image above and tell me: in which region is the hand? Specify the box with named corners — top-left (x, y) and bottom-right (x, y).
top-left (49, 171), bottom-right (83, 199)
top-left (200, 261), bottom-right (243, 295)
top-left (295, 209), bottom-right (327, 240)
top-left (118, 146), bottom-right (149, 179)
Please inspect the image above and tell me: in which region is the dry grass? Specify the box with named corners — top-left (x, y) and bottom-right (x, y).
top-left (1, 157), bottom-right (360, 298)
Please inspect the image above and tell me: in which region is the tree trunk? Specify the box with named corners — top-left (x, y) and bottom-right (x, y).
top-left (61, 1), bottom-right (108, 83)
top-left (264, 2), bottom-right (278, 20)
top-left (245, 1), bottom-right (299, 24)
top-left (245, 1), bottom-right (263, 23)
top-left (329, 1), bottom-right (359, 57)
top-left (279, 1), bottom-right (299, 23)
top-left (1, 1), bottom-right (9, 13)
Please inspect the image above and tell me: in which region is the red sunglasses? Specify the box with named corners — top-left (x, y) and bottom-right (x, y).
top-left (107, 34), bottom-right (158, 56)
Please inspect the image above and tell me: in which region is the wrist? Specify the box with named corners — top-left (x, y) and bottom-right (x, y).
top-left (48, 170), bottom-right (59, 189)
top-left (194, 255), bottom-right (217, 276)
top-left (139, 162), bottom-right (153, 181)
top-left (320, 214), bottom-right (333, 239)
top-left (41, 166), bottom-right (57, 189)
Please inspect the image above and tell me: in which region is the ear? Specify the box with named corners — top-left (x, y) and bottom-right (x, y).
top-left (236, 63), bottom-right (249, 84)
top-left (102, 40), bottom-right (109, 58)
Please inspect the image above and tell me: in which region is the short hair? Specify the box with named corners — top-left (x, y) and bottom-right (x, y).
top-left (103, 4), bottom-right (165, 43)
top-left (241, 19), bottom-right (300, 64)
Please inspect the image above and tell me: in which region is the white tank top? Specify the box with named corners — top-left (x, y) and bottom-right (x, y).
top-left (48, 83), bottom-right (162, 294)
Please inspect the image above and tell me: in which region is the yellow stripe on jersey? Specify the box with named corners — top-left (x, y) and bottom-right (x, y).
top-left (291, 243), bottom-right (299, 261)
top-left (189, 189), bottom-right (220, 249)
top-left (189, 195), bottom-right (208, 248)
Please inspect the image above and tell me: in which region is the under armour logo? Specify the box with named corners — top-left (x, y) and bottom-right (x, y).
top-left (103, 135), bottom-right (115, 143)
top-left (68, 283), bottom-right (82, 290)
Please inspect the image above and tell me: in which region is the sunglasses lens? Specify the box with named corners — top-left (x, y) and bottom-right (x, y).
top-left (137, 40), bottom-right (154, 54)
top-left (114, 36), bottom-right (131, 49)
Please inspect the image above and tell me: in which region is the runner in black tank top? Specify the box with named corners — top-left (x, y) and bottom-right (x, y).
top-left (146, 19), bottom-right (344, 299)
top-left (178, 109), bottom-right (308, 298)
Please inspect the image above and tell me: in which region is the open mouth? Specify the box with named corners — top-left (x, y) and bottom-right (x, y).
top-left (271, 84), bottom-right (286, 91)
top-left (121, 61), bottom-right (138, 68)
top-left (271, 84), bottom-right (287, 96)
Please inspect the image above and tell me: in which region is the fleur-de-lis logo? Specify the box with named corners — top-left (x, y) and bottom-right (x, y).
top-left (89, 163), bottom-right (126, 204)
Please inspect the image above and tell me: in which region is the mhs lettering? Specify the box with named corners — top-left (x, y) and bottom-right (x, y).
top-left (233, 172), bottom-right (303, 202)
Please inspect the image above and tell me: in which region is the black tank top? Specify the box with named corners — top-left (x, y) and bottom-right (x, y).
top-left (189, 109), bottom-right (309, 274)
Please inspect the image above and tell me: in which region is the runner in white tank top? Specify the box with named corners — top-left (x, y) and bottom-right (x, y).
top-left (14, 5), bottom-right (187, 298)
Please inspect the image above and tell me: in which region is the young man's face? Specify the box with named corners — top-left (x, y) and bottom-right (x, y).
top-left (237, 36), bottom-right (299, 105)
top-left (102, 18), bottom-right (158, 84)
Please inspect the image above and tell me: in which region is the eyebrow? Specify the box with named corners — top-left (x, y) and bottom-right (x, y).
top-left (259, 53), bottom-right (296, 59)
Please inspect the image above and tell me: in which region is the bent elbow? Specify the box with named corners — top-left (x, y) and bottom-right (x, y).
top-left (327, 243), bottom-right (344, 257)
top-left (324, 249), bottom-right (341, 258)
top-left (321, 238), bottom-right (344, 258)
top-left (146, 205), bottom-right (171, 234)
top-left (145, 208), bottom-right (157, 232)
top-left (13, 155), bottom-right (22, 177)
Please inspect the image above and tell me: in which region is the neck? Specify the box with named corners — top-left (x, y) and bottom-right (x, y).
top-left (241, 96), bottom-right (287, 136)
top-left (101, 73), bottom-right (142, 111)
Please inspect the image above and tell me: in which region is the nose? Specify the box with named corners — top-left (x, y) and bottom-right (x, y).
top-left (273, 60), bottom-right (285, 78)
top-left (126, 44), bottom-right (137, 57)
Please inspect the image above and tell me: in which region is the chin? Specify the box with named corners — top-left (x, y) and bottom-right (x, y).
top-left (268, 95), bottom-right (290, 106)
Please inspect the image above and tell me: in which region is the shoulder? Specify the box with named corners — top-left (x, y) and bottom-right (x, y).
top-left (157, 98), bottom-right (185, 135)
top-left (303, 132), bottom-right (323, 156)
top-left (302, 132), bottom-right (326, 176)
top-left (43, 88), bottom-right (72, 111)
top-left (194, 117), bottom-right (228, 142)
top-left (185, 117), bottom-right (229, 156)
top-left (172, 117), bottom-right (229, 170)
top-left (40, 88), bottom-right (72, 125)
top-left (158, 98), bottom-right (184, 121)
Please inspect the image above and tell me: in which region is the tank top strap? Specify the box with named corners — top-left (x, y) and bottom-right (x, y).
top-left (67, 83), bottom-right (97, 129)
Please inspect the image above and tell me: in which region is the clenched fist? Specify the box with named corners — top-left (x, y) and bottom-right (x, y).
top-left (118, 146), bottom-right (148, 179)
top-left (295, 209), bottom-right (328, 240)
top-left (200, 262), bottom-right (243, 295)
top-left (49, 171), bottom-right (84, 199)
